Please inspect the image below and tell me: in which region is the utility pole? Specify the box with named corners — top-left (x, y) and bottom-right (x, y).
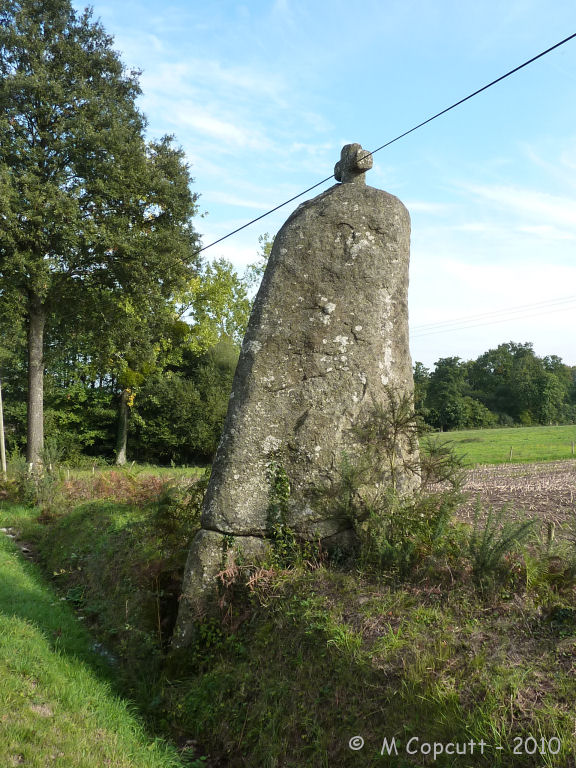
top-left (0, 380), bottom-right (6, 478)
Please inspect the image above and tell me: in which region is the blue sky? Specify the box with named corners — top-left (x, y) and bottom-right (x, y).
top-left (73, 0), bottom-right (576, 368)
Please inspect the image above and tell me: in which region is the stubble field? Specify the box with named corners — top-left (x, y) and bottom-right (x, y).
top-left (456, 459), bottom-right (576, 534)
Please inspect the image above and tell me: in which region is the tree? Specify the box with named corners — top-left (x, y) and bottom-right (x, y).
top-left (130, 340), bottom-right (239, 464)
top-left (186, 257), bottom-right (251, 350)
top-left (243, 232), bottom-right (273, 290)
top-left (412, 361), bottom-right (430, 421)
top-left (0, 0), bottom-right (199, 466)
top-left (469, 342), bottom-right (561, 424)
top-left (426, 357), bottom-right (471, 430)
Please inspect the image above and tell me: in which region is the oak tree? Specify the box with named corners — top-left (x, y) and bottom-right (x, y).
top-left (0, 0), bottom-right (200, 466)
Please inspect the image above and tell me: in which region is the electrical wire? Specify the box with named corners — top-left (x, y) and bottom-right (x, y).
top-left (195, 31), bottom-right (576, 256)
top-left (412, 295), bottom-right (576, 332)
top-left (412, 298), bottom-right (576, 337)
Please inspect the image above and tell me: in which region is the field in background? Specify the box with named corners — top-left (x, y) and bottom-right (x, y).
top-left (432, 424), bottom-right (576, 465)
top-left (48, 462), bottom-right (204, 479)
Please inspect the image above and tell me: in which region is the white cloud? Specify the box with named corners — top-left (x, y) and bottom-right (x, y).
top-left (466, 184), bottom-right (576, 231)
top-left (208, 192), bottom-right (272, 210)
top-left (140, 58), bottom-right (285, 105)
top-left (409, 256), bottom-right (576, 366)
top-left (174, 105), bottom-right (266, 149)
top-left (517, 224), bottom-right (575, 241)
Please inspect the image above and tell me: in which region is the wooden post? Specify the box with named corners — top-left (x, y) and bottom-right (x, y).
top-left (509, 446), bottom-right (514, 461)
top-left (0, 380), bottom-right (6, 479)
top-left (572, 441), bottom-right (575, 456)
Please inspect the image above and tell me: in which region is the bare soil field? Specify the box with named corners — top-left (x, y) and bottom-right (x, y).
top-left (456, 459), bottom-right (576, 534)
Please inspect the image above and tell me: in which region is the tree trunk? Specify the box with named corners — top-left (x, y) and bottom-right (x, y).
top-left (115, 388), bottom-right (130, 466)
top-left (26, 295), bottom-right (46, 469)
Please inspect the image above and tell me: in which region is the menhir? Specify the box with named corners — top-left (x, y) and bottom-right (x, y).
top-left (174, 143), bottom-right (419, 646)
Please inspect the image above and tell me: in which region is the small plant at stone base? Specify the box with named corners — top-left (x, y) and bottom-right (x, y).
top-left (311, 451), bottom-right (370, 533)
top-left (8, 441), bottom-right (64, 518)
top-left (265, 458), bottom-right (315, 568)
top-left (468, 503), bottom-right (535, 588)
top-left (152, 469), bottom-right (209, 544)
top-left (316, 391), bottom-right (463, 579)
top-left (355, 487), bottom-right (461, 579)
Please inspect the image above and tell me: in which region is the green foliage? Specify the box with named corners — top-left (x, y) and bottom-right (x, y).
top-left (0, 0), bottom-right (200, 463)
top-left (3, 470), bottom-right (206, 696)
top-left (166, 563), bottom-right (576, 768)
top-left (131, 341), bottom-right (239, 464)
top-left (243, 232), bottom-right (273, 290)
top-left (468, 504), bottom-right (535, 586)
top-left (314, 391), bottom-right (465, 578)
top-left (152, 469), bottom-right (209, 542)
top-left (352, 388), bottom-right (420, 492)
top-left (6, 456), bottom-right (576, 767)
top-left (355, 488), bottom-right (462, 578)
top-left (7, 444), bottom-right (63, 514)
top-left (44, 383), bottom-right (117, 460)
top-left (416, 343), bottom-right (576, 431)
top-left (265, 459), bottom-right (309, 567)
top-left (186, 257), bottom-right (252, 349)
top-left (419, 436), bottom-right (466, 489)
top-left (0, 526), bottom-right (186, 768)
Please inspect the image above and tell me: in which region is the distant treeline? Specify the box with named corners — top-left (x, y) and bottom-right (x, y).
top-left (2, 334), bottom-right (574, 467)
top-left (414, 342), bottom-right (576, 431)
top-left (0, 336), bottom-right (240, 467)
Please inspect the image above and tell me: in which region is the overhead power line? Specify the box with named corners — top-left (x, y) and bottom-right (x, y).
top-left (412, 295), bottom-right (576, 337)
top-left (412, 295), bottom-right (576, 331)
top-left (196, 31), bottom-right (576, 256)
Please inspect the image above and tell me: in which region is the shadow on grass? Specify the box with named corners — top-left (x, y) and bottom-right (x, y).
top-left (0, 529), bottom-right (121, 690)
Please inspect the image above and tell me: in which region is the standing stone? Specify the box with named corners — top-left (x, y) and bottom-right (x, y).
top-left (174, 144), bottom-right (418, 646)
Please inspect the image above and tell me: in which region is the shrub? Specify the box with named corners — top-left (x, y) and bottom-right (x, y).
top-left (355, 487), bottom-right (462, 578)
top-left (468, 504), bottom-right (534, 587)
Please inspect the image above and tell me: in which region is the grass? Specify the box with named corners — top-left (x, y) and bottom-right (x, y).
top-left (4, 490), bottom-right (576, 767)
top-left (165, 566), bottom-right (576, 767)
top-left (67, 462), bottom-right (205, 478)
top-left (429, 424), bottom-right (576, 465)
top-left (0, 509), bottom-right (185, 768)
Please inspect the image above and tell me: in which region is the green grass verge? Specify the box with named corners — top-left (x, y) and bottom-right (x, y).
top-left (0, 509), bottom-right (185, 768)
top-left (429, 424), bottom-right (576, 465)
top-left (166, 568), bottom-right (576, 768)
top-left (4, 499), bottom-right (576, 767)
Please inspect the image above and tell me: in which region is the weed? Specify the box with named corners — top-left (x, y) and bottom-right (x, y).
top-left (152, 470), bottom-right (209, 543)
top-left (468, 503), bottom-right (535, 587)
top-left (352, 387), bottom-right (420, 493)
top-left (311, 392), bottom-right (466, 579)
top-left (420, 435), bottom-right (466, 490)
top-left (355, 487), bottom-right (462, 578)
top-left (265, 458), bottom-right (316, 568)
